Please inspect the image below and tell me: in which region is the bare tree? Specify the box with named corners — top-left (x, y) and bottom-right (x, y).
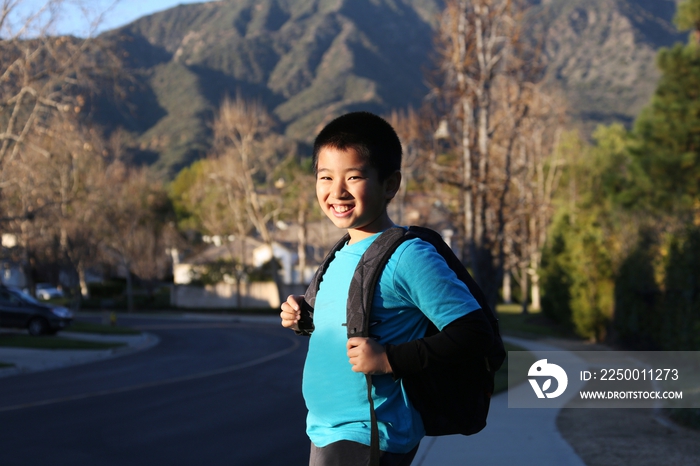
top-left (38, 116), bottom-right (110, 301)
top-left (432, 0), bottom-right (549, 310)
top-left (97, 163), bottom-right (176, 312)
top-left (210, 95), bottom-right (281, 244)
top-left (273, 152), bottom-right (318, 284)
top-left (437, 0), bottom-right (517, 252)
top-left (1, 3), bottom-right (118, 160)
top-left (0, 114), bottom-right (103, 296)
top-left (188, 157), bottom-right (254, 308)
top-left (508, 90), bottom-right (566, 312)
top-left (387, 108), bottom-right (434, 226)
top-left (205, 95), bottom-right (288, 298)
top-left (0, 1), bottom-right (123, 229)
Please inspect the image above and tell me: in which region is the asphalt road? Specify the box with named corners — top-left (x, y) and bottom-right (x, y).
top-left (0, 316), bottom-right (311, 466)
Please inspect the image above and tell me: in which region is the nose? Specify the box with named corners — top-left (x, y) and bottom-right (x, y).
top-left (331, 178), bottom-right (349, 199)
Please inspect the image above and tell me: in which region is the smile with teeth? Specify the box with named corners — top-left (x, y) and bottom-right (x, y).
top-left (332, 204), bottom-right (354, 214)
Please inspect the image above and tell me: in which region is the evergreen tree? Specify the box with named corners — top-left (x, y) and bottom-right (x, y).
top-left (542, 0), bottom-right (700, 350)
top-left (632, 0), bottom-right (700, 214)
top-left (541, 127), bottom-right (633, 341)
top-left (675, 0), bottom-right (700, 45)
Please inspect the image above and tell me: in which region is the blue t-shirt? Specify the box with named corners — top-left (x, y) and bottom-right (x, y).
top-left (302, 230), bottom-right (481, 453)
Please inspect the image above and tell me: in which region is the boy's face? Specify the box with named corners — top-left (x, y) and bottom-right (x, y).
top-left (316, 146), bottom-right (400, 244)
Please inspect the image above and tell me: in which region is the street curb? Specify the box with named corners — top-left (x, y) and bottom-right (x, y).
top-left (181, 313), bottom-right (281, 325)
top-left (0, 331), bottom-right (160, 378)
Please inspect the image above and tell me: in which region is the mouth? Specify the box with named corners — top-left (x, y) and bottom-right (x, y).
top-left (331, 204), bottom-right (354, 216)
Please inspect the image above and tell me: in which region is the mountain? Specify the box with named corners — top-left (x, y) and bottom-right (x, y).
top-left (535, 0), bottom-right (683, 133)
top-left (94, 0), bottom-right (684, 175)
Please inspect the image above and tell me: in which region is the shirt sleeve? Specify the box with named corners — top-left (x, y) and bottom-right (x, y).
top-left (385, 310), bottom-right (495, 378)
top-left (389, 238), bottom-right (480, 330)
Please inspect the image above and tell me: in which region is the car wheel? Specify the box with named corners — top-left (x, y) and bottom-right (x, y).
top-left (28, 317), bottom-right (49, 336)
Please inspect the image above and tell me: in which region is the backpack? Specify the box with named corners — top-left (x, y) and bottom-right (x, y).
top-left (298, 226), bottom-right (506, 462)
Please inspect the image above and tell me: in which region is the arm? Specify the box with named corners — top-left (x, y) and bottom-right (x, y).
top-left (385, 309), bottom-right (494, 378)
top-left (345, 311), bottom-right (494, 376)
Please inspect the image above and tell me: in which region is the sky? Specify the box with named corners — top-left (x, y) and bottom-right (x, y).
top-left (9, 0), bottom-right (211, 38)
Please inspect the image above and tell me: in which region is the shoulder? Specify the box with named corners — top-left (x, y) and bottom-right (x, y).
top-left (392, 235), bottom-right (444, 266)
top-left (386, 236), bottom-right (456, 286)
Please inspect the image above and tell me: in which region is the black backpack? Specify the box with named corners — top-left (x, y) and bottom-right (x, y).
top-left (298, 226), bottom-right (506, 462)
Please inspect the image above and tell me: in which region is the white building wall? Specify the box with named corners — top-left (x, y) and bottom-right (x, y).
top-left (171, 282), bottom-right (280, 309)
top-left (1, 264), bottom-right (26, 288)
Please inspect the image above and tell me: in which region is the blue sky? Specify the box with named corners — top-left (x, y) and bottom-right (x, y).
top-left (11, 1), bottom-right (210, 37)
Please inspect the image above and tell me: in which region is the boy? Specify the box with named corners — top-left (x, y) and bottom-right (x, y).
top-left (280, 112), bottom-right (493, 466)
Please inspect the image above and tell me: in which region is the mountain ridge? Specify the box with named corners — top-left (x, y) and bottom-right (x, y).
top-left (93, 0), bottom-right (684, 175)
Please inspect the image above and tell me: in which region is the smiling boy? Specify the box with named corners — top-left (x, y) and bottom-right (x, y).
top-left (315, 144), bottom-right (398, 245)
top-left (281, 112), bottom-right (492, 466)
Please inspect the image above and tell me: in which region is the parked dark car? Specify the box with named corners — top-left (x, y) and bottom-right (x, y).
top-left (0, 286), bottom-right (73, 336)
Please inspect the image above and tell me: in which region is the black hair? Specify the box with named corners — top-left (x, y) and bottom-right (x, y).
top-left (312, 111), bottom-right (402, 181)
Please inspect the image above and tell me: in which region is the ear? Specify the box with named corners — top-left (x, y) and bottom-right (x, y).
top-left (384, 170), bottom-right (402, 201)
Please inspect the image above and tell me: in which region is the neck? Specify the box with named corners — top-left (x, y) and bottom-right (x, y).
top-left (347, 214), bottom-right (395, 244)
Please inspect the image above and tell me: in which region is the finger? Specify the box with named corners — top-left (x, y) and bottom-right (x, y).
top-left (349, 356), bottom-right (368, 374)
top-left (282, 299), bottom-right (296, 312)
top-left (280, 316), bottom-right (300, 330)
top-left (280, 307), bottom-right (300, 329)
top-left (279, 307), bottom-right (296, 320)
top-left (346, 337), bottom-right (364, 350)
top-left (281, 299), bottom-right (301, 314)
top-left (286, 295), bottom-right (301, 311)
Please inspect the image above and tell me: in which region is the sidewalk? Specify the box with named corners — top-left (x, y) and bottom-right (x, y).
top-left (414, 336), bottom-right (588, 466)
top-left (0, 330), bottom-right (159, 378)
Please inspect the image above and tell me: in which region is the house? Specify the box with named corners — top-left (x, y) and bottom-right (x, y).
top-left (1, 234), bottom-right (26, 288)
top-left (1, 261), bottom-right (25, 288)
top-left (170, 222), bottom-right (347, 310)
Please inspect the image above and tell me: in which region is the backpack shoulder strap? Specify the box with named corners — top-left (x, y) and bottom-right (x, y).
top-left (345, 226), bottom-right (410, 338)
top-left (344, 226), bottom-right (411, 466)
top-left (297, 233), bottom-right (350, 336)
top-left (304, 233), bottom-right (350, 308)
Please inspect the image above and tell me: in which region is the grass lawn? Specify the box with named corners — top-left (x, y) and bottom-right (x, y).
top-left (69, 320), bottom-right (141, 335)
top-left (0, 319), bottom-right (139, 350)
top-left (492, 304), bottom-right (574, 395)
top-left (493, 341), bottom-right (537, 394)
top-left (0, 333), bottom-right (125, 350)
top-left (496, 303), bottom-right (575, 339)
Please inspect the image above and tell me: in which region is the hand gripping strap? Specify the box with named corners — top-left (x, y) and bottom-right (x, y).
top-left (345, 227), bottom-right (410, 338)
